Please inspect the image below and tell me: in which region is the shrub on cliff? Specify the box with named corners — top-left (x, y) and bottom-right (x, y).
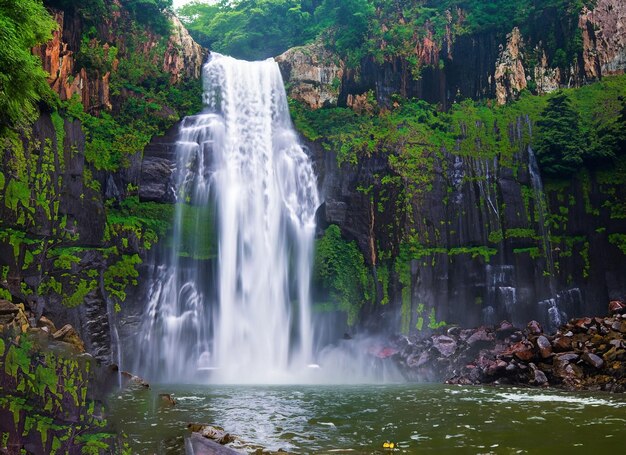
top-left (0, 0), bottom-right (56, 129)
top-left (534, 91), bottom-right (584, 175)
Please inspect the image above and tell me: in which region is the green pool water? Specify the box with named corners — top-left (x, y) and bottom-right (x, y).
top-left (107, 383), bottom-right (626, 453)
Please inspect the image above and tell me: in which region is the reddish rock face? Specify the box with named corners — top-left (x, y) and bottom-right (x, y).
top-left (275, 41), bottom-right (344, 110)
top-left (494, 27), bottom-right (527, 105)
top-left (466, 328), bottom-right (494, 346)
top-left (580, 0), bottom-right (626, 78)
top-left (32, 5), bottom-right (204, 114)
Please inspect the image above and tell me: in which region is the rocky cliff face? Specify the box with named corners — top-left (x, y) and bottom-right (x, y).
top-left (580, 0), bottom-right (626, 77)
top-left (0, 2), bottom-right (205, 365)
top-left (33, 2), bottom-right (205, 113)
top-left (307, 114), bottom-right (626, 336)
top-left (494, 28), bottom-right (527, 104)
top-left (276, 41), bottom-right (344, 109)
top-left (279, 0), bottom-right (626, 108)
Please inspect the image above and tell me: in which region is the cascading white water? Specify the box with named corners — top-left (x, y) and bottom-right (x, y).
top-left (136, 54), bottom-right (319, 383)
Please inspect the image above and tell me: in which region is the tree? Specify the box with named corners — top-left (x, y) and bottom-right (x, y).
top-left (0, 0), bottom-right (56, 129)
top-left (315, 0), bottom-right (374, 61)
top-left (534, 91), bottom-right (584, 175)
top-left (178, 0), bottom-right (321, 60)
top-left (120, 0), bottom-right (173, 34)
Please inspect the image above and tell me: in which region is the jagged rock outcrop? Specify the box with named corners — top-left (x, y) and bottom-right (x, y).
top-left (276, 41), bottom-right (344, 109)
top-left (495, 28), bottom-right (527, 105)
top-left (164, 14), bottom-right (206, 83)
top-left (138, 125), bottom-right (179, 203)
top-left (0, 1), bottom-right (206, 366)
top-left (533, 49), bottom-right (562, 95)
top-left (279, 0), bottom-right (625, 108)
top-left (33, 1), bottom-right (207, 113)
top-left (580, 0), bottom-right (626, 78)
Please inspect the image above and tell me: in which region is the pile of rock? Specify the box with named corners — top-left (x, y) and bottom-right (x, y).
top-left (0, 299), bottom-right (85, 353)
top-left (392, 301), bottom-right (626, 392)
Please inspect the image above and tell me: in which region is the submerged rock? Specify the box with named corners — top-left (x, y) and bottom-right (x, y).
top-left (159, 393), bottom-right (177, 406)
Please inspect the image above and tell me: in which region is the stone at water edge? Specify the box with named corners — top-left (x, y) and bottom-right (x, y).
top-left (529, 363), bottom-right (548, 386)
top-left (120, 371), bottom-right (150, 388)
top-left (186, 433), bottom-right (241, 455)
top-left (159, 393), bottom-right (177, 406)
top-left (187, 424), bottom-right (236, 445)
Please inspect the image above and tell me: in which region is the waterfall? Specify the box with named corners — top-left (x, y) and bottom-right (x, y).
top-left (135, 54), bottom-right (319, 383)
top-left (527, 146), bottom-right (556, 291)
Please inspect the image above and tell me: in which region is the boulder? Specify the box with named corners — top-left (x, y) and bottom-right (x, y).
top-left (609, 300), bottom-right (626, 315)
top-left (495, 320), bottom-right (515, 339)
top-left (466, 328), bottom-right (495, 346)
top-left (37, 316), bottom-right (57, 334)
top-left (526, 320), bottom-right (542, 335)
top-left (120, 371), bottom-right (150, 388)
top-left (503, 341), bottom-right (535, 361)
top-left (159, 393), bottom-right (177, 406)
top-left (552, 335), bottom-right (573, 352)
top-left (52, 324), bottom-right (85, 352)
top-left (535, 335), bottom-right (553, 359)
top-left (0, 300), bottom-right (19, 325)
top-left (187, 424), bottom-right (236, 445)
top-left (582, 352), bottom-right (604, 369)
top-left (432, 335), bottom-right (457, 358)
top-left (186, 433), bottom-right (240, 455)
top-left (530, 363), bottom-right (548, 386)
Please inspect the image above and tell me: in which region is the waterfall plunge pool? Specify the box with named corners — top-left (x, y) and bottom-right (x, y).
top-left (107, 384), bottom-right (626, 453)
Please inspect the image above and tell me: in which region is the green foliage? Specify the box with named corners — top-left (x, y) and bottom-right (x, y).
top-left (179, 0), bottom-right (323, 60)
top-left (313, 225), bottom-right (372, 325)
top-left (76, 34), bottom-right (118, 76)
top-left (0, 334), bottom-right (121, 452)
top-left (120, 0), bottom-right (173, 35)
top-left (609, 233), bottom-right (626, 256)
top-left (314, 0), bottom-right (374, 65)
top-left (45, 0), bottom-right (108, 23)
top-left (107, 196), bottom-right (174, 241)
top-left (103, 254), bottom-right (142, 303)
top-left (0, 0), bottom-right (57, 129)
top-left (534, 91), bottom-right (584, 175)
